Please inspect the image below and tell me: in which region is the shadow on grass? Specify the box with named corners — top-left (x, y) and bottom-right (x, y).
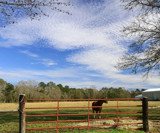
top-left (0, 111), bottom-right (19, 124)
top-left (149, 108), bottom-right (160, 120)
top-left (0, 111), bottom-right (19, 133)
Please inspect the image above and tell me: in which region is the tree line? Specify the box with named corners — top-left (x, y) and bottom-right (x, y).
top-left (0, 78), bottom-right (145, 103)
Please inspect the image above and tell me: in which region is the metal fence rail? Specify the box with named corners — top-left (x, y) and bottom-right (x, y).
top-left (19, 95), bottom-right (149, 133)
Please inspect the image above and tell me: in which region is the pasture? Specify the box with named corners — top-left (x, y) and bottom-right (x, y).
top-left (0, 101), bottom-right (160, 133)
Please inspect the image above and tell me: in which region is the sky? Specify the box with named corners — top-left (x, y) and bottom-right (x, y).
top-left (0, 0), bottom-right (159, 89)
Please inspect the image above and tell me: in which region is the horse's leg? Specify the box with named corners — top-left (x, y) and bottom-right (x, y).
top-left (99, 111), bottom-right (101, 119)
top-left (98, 108), bottom-right (102, 119)
top-left (92, 109), bottom-right (95, 119)
top-left (96, 110), bottom-right (98, 119)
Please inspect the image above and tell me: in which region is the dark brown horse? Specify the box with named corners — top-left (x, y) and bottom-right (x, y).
top-left (92, 98), bottom-right (108, 118)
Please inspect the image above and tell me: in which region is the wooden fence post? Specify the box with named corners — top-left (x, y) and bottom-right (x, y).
top-left (19, 94), bottom-right (25, 133)
top-left (142, 97), bottom-right (149, 132)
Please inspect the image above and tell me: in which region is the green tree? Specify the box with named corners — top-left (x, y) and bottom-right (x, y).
top-left (44, 85), bottom-right (62, 99)
top-left (99, 87), bottom-right (109, 98)
top-left (0, 78), bottom-right (7, 90)
top-left (38, 82), bottom-right (46, 93)
top-left (64, 85), bottom-right (70, 93)
top-left (141, 89), bottom-right (146, 92)
top-left (106, 87), bottom-right (117, 98)
top-left (135, 89), bottom-right (141, 95)
top-left (47, 81), bottom-right (56, 87)
top-left (129, 88), bottom-right (142, 98)
top-left (38, 82), bottom-right (46, 88)
top-left (57, 84), bottom-right (71, 93)
top-left (0, 78), bottom-right (7, 102)
top-left (3, 83), bottom-right (14, 102)
top-left (118, 0), bottom-right (160, 76)
top-left (69, 89), bottom-right (84, 99)
top-left (83, 88), bottom-right (99, 99)
top-left (0, 0), bottom-right (71, 27)
top-left (57, 84), bottom-right (63, 90)
top-left (99, 87), bottom-right (131, 98)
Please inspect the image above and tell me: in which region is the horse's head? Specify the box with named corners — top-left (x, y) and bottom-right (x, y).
top-left (101, 97), bottom-right (108, 104)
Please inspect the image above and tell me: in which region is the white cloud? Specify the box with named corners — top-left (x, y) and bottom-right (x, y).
top-left (20, 50), bottom-right (56, 66)
top-left (0, 22), bottom-right (35, 47)
top-left (20, 50), bottom-right (39, 58)
top-left (67, 47), bottom-right (122, 72)
top-left (40, 23), bottom-right (116, 50)
top-left (37, 58), bottom-right (56, 66)
top-left (0, 0), bottom-right (159, 89)
top-left (0, 68), bottom-right (159, 89)
top-left (0, 0), bottom-right (128, 49)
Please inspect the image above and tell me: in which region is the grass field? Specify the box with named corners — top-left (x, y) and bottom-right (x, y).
top-left (0, 101), bottom-right (160, 133)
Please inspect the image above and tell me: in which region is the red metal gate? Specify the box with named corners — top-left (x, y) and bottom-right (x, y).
top-left (22, 98), bottom-right (143, 132)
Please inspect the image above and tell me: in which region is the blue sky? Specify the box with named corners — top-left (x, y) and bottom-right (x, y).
top-left (0, 0), bottom-right (159, 89)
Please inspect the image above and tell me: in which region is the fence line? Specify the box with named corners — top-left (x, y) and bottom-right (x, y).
top-left (19, 95), bottom-right (149, 133)
top-left (26, 98), bottom-right (140, 101)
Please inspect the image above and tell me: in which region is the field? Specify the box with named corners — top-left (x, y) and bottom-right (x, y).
top-left (0, 101), bottom-right (160, 133)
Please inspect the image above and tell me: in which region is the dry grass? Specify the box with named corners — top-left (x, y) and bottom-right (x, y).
top-left (25, 101), bottom-right (142, 108)
top-left (148, 101), bottom-right (160, 107)
top-left (0, 103), bottom-right (18, 111)
top-left (0, 101), bottom-right (159, 111)
top-left (26, 101), bottom-right (88, 108)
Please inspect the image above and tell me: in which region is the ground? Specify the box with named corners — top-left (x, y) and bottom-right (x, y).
top-left (0, 101), bottom-right (160, 132)
top-left (149, 120), bottom-right (160, 133)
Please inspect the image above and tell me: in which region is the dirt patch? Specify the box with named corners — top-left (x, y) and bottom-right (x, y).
top-left (149, 120), bottom-right (160, 133)
top-left (73, 118), bottom-right (157, 130)
top-left (75, 118), bottom-right (143, 130)
top-left (149, 106), bottom-right (160, 109)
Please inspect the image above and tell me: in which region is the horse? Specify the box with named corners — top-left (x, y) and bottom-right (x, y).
top-left (92, 98), bottom-right (108, 119)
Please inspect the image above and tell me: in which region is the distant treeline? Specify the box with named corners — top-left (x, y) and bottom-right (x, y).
top-left (0, 78), bottom-right (145, 103)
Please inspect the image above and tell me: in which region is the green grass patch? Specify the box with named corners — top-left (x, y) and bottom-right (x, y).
top-left (0, 112), bottom-right (19, 133)
top-left (148, 108), bottom-right (160, 120)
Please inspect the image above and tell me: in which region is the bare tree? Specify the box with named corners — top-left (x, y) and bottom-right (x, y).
top-left (117, 0), bottom-right (160, 76)
top-left (0, 0), bottom-right (71, 27)
top-left (121, 0), bottom-right (160, 14)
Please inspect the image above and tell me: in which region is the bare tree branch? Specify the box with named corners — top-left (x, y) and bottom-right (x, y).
top-left (0, 0), bottom-right (71, 27)
top-left (117, 0), bottom-right (160, 76)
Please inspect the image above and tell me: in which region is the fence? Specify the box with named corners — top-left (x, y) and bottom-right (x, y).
top-left (19, 94), bottom-right (149, 133)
